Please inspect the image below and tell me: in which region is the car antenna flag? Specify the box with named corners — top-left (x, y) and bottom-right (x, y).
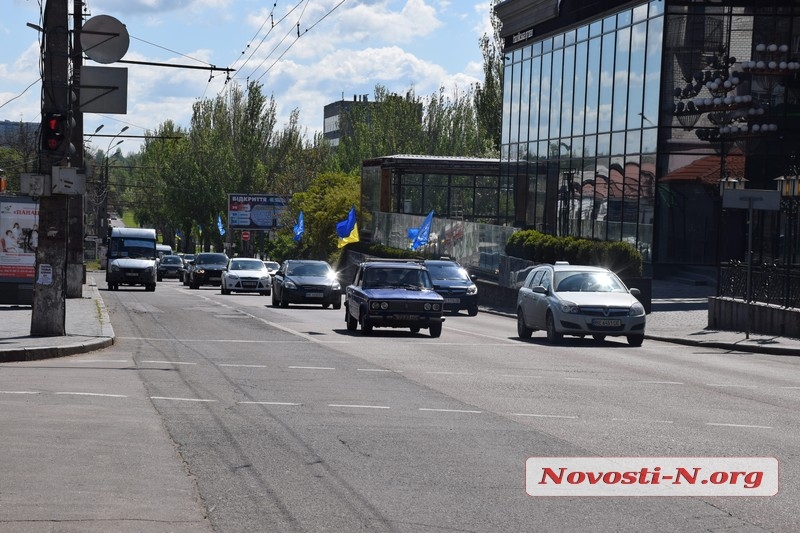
top-left (293, 211), bottom-right (305, 242)
top-left (217, 214), bottom-right (226, 236)
top-left (336, 206), bottom-right (359, 248)
top-left (410, 210), bottom-right (434, 251)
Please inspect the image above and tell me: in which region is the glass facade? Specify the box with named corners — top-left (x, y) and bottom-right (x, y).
top-left (500, 0), bottom-right (800, 272)
top-left (501, 1), bottom-right (663, 263)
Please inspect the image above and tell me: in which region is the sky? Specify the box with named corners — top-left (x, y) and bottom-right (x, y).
top-left (1, 0), bottom-right (495, 155)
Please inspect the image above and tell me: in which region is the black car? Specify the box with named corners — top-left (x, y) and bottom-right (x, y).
top-left (423, 259), bottom-right (479, 316)
top-left (271, 259), bottom-right (342, 308)
top-left (157, 254), bottom-right (184, 281)
top-left (188, 252), bottom-right (229, 289)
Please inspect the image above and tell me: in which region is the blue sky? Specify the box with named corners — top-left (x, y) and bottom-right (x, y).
top-left (1, 0), bottom-right (494, 154)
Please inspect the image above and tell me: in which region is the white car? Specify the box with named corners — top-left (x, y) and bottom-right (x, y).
top-left (221, 258), bottom-right (272, 296)
top-left (516, 262), bottom-right (646, 346)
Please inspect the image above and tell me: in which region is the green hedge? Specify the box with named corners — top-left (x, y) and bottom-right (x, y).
top-left (505, 230), bottom-right (643, 278)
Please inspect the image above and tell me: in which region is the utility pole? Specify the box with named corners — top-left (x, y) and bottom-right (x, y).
top-left (31, 0), bottom-right (70, 336)
top-left (66, 0), bottom-right (85, 298)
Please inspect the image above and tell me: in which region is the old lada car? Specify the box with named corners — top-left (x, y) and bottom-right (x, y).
top-left (345, 260), bottom-right (444, 337)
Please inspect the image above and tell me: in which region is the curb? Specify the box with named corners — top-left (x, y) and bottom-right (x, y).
top-left (0, 337), bottom-right (115, 363)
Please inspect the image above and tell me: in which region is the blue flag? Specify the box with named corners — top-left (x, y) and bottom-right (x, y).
top-left (217, 215), bottom-right (225, 236)
top-left (293, 211), bottom-right (305, 242)
top-left (336, 206), bottom-right (359, 248)
top-left (410, 210), bottom-right (434, 250)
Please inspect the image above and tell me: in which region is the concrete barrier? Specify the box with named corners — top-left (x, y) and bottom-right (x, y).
top-left (709, 297), bottom-right (800, 338)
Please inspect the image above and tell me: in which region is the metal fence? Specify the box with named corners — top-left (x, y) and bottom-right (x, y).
top-left (719, 261), bottom-right (800, 308)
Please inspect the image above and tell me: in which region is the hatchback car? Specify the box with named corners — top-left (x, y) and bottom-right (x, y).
top-left (271, 260), bottom-right (342, 308)
top-left (187, 252), bottom-right (229, 289)
top-left (516, 263), bottom-right (646, 346)
top-left (423, 259), bottom-right (478, 316)
top-left (263, 260), bottom-right (280, 276)
top-left (221, 257), bottom-right (272, 296)
top-left (157, 254), bottom-right (184, 281)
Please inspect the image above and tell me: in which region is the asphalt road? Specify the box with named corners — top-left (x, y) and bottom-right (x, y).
top-left (5, 278), bottom-right (799, 532)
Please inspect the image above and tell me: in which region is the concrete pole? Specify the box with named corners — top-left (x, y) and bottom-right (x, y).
top-left (66, 0), bottom-right (85, 297)
top-left (31, 0), bottom-right (69, 336)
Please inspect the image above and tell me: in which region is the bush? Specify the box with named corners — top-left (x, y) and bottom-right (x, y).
top-left (505, 229), bottom-right (643, 277)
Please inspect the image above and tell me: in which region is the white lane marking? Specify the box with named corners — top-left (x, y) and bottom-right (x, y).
top-left (328, 404), bottom-right (391, 409)
top-left (511, 413), bottom-right (579, 419)
top-left (218, 364), bottom-right (268, 368)
top-left (357, 368), bottom-right (402, 373)
top-left (55, 392), bottom-right (127, 398)
top-left (118, 337), bottom-right (306, 344)
top-left (426, 371), bottom-right (475, 376)
top-left (419, 408), bottom-right (482, 414)
top-left (71, 359), bottom-right (130, 363)
top-left (500, 374), bottom-right (544, 379)
top-left (288, 366), bottom-right (335, 370)
top-left (705, 384), bottom-right (758, 388)
top-left (780, 386), bottom-right (800, 389)
top-left (706, 422), bottom-right (772, 429)
top-left (0, 391), bottom-right (40, 395)
top-left (443, 324), bottom-right (525, 343)
top-left (635, 381), bottom-right (684, 385)
top-left (150, 396), bottom-right (216, 402)
top-left (140, 360), bottom-right (197, 365)
top-left (611, 418), bottom-right (674, 424)
top-left (238, 401), bottom-right (301, 406)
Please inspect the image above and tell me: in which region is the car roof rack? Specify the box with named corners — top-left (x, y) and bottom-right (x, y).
top-left (363, 257), bottom-right (425, 264)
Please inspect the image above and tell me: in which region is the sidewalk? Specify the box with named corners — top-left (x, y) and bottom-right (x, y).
top-left (0, 272), bottom-right (114, 363)
top-left (1, 274), bottom-right (799, 360)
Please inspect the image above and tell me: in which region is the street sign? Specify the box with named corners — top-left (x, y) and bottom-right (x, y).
top-left (722, 188), bottom-right (780, 211)
top-left (241, 231), bottom-right (250, 241)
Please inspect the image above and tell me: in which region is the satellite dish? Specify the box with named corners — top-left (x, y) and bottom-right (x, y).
top-left (81, 15), bottom-right (129, 64)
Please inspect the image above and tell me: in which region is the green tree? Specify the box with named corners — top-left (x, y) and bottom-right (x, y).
top-left (474, 2), bottom-right (504, 155)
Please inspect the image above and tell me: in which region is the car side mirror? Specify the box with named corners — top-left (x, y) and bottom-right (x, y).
top-left (629, 287), bottom-right (641, 297)
top-left (532, 286), bottom-right (548, 295)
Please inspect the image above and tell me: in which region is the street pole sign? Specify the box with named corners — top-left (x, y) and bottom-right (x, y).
top-left (721, 188), bottom-right (780, 339)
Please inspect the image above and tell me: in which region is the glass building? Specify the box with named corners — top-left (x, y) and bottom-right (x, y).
top-left (496, 0), bottom-right (800, 277)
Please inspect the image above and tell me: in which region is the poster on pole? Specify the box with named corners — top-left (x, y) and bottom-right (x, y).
top-left (227, 194), bottom-right (288, 230)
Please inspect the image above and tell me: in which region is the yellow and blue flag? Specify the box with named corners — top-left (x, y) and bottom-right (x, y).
top-left (336, 206), bottom-right (359, 248)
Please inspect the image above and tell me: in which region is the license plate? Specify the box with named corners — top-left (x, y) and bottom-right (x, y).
top-left (592, 319), bottom-right (621, 327)
top-left (210, 277), bottom-right (221, 282)
top-left (444, 298), bottom-right (460, 304)
top-left (395, 314), bottom-right (419, 321)
top-left (306, 292), bottom-right (323, 298)
top-left (125, 272), bottom-right (138, 277)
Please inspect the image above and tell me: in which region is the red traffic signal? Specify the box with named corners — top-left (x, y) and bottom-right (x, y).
top-left (42, 112), bottom-right (66, 151)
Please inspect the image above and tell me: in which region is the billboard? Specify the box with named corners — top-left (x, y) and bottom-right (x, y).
top-left (1, 195), bottom-right (38, 304)
top-left (227, 194), bottom-right (288, 230)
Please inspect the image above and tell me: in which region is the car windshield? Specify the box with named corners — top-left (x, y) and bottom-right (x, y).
top-left (231, 259), bottom-right (264, 270)
top-left (264, 261), bottom-right (279, 270)
top-left (161, 256), bottom-right (182, 264)
top-left (426, 263), bottom-right (469, 281)
top-left (363, 267), bottom-right (432, 290)
top-left (287, 263), bottom-right (330, 277)
top-left (554, 271), bottom-right (627, 293)
top-left (196, 254), bottom-right (228, 265)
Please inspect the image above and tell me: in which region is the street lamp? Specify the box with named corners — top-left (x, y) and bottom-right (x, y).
top-left (99, 127), bottom-right (128, 241)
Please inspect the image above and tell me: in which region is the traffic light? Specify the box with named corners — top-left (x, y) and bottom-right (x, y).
top-left (42, 112), bottom-right (66, 151)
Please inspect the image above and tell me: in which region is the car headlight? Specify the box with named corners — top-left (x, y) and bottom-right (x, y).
top-left (629, 302), bottom-right (646, 316)
top-left (284, 280), bottom-right (297, 290)
top-left (331, 282), bottom-right (341, 290)
top-left (559, 301), bottom-right (580, 314)
top-left (111, 264), bottom-right (120, 272)
top-left (466, 284), bottom-right (478, 295)
top-left (228, 273), bottom-right (239, 280)
top-left (197, 268), bottom-right (205, 274)
top-left (146, 266), bottom-right (154, 274)
top-left (259, 276), bottom-right (269, 281)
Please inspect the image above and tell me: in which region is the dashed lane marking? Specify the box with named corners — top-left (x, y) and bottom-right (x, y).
top-left (238, 401), bottom-right (302, 406)
top-left (150, 396), bottom-right (216, 402)
top-left (706, 422), bottom-right (773, 429)
top-left (510, 412), bottom-right (579, 419)
top-left (418, 407), bottom-right (482, 414)
top-left (55, 392), bottom-right (127, 398)
top-left (288, 366), bottom-right (336, 370)
top-left (328, 404), bottom-right (391, 409)
top-left (140, 360), bottom-right (197, 365)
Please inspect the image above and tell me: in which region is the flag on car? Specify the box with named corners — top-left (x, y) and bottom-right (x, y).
top-left (336, 206), bottom-right (359, 248)
top-left (293, 211), bottom-right (305, 242)
top-left (410, 210), bottom-right (434, 251)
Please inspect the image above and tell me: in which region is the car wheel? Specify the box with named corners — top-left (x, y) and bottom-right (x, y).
top-left (410, 326), bottom-right (421, 334)
top-left (323, 303), bottom-right (330, 309)
top-left (429, 322), bottom-right (442, 338)
top-left (627, 335), bottom-right (644, 347)
top-left (146, 284), bottom-right (156, 292)
top-left (333, 300), bottom-right (342, 310)
top-left (516, 310), bottom-right (532, 339)
top-left (360, 315), bottom-right (372, 335)
top-left (157, 274), bottom-right (163, 282)
top-left (271, 290), bottom-right (279, 307)
top-left (545, 312), bottom-right (562, 344)
top-left (261, 291), bottom-right (269, 296)
top-left (279, 291), bottom-right (288, 308)
top-left (345, 306), bottom-right (358, 331)
top-left (592, 334), bottom-right (606, 342)
top-left (468, 306), bottom-right (478, 317)
top-left (221, 287), bottom-right (230, 295)
top-left (190, 279), bottom-right (199, 289)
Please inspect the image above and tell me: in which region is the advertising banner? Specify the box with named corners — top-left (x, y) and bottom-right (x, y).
top-left (0, 196), bottom-right (39, 282)
top-left (227, 194), bottom-right (287, 230)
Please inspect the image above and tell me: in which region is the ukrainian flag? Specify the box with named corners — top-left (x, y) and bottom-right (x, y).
top-left (336, 206), bottom-right (359, 248)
